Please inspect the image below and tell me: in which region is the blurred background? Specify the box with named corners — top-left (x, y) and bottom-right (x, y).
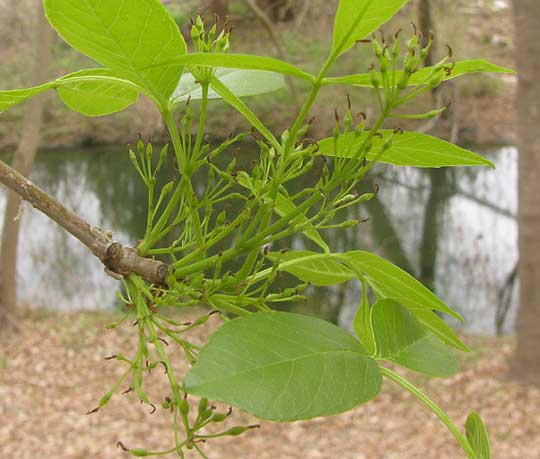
top-left (0, 1), bottom-right (539, 458)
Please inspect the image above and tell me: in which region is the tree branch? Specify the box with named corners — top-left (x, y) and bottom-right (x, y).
top-left (0, 159), bottom-right (168, 285)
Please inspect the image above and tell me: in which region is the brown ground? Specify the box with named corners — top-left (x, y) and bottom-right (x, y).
top-left (1, 308), bottom-right (538, 459)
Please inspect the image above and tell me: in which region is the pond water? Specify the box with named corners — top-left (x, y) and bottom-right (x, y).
top-left (0, 144), bottom-right (518, 335)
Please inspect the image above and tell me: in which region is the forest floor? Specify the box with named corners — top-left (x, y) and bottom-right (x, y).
top-left (1, 308), bottom-right (538, 459)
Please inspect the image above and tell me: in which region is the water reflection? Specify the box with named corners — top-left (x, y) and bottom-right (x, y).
top-left (0, 145), bottom-right (518, 334)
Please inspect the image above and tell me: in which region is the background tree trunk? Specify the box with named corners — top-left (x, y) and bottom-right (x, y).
top-left (256, 0), bottom-right (296, 22)
top-left (418, 0), bottom-right (434, 66)
top-left (208, 0), bottom-right (229, 22)
top-left (511, 0), bottom-right (540, 386)
top-left (0, 2), bottom-right (53, 329)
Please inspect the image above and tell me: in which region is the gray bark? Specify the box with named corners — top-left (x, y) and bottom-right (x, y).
top-left (0, 160), bottom-right (169, 286)
top-left (511, 0), bottom-right (540, 386)
top-left (0, 3), bottom-right (53, 328)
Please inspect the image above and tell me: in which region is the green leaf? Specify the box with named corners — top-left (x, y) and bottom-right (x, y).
top-left (57, 69), bottom-right (139, 116)
top-left (209, 75), bottom-right (280, 150)
top-left (266, 251), bottom-right (355, 286)
top-left (353, 280), bottom-right (375, 354)
top-left (323, 59), bottom-right (516, 87)
top-left (370, 299), bottom-right (459, 377)
top-left (273, 192), bottom-right (329, 252)
top-left (404, 307), bottom-right (469, 352)
top-left (184, 312), bottom-right (382, 421)
top-left (342, 251), bottom-right (467, 351)
top-left (465, 412), bottom-right (491, 459)
top-left (1, 69), bottom-right (141, 116)
top-left (332, 0), bottom-right (410, 56)
top-left (172, 68), bottom-right (285, 103)
top-left (317, 131), bottom-right (495, 168)
top-left (149, 53), bottom-right (315, 82)
top-left (44, 0), bottom-right (187, 103)
top-left (0, 84), bottom-right (52, 114)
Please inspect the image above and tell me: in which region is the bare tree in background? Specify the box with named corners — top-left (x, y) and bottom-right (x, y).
top-left (0, 2), bottom-right (54, 329)
top-left (511, 0), bottom-right (540, 386)
top-left (416, 0), bottom-right (456, 294)
top-left (208, 0), bottom-right (229, 20)
top-left (256, 0), bottom-right (296, 22)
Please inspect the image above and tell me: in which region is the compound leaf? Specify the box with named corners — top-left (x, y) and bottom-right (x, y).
top-left (465, 412), bottom-right (491, 459)
top-left (323, 59), bottom-right (515, 87)
top-left (184, 312), bottom-right (382, 421)
top-left (150, 52), bottom-right (315, 82)
top-left (403, 307), bottom-right (469, 353)
top-left (173, 68), bottom-right (285, 103)
top-left (44, 0), bottom-right (186, 103)
top-left (353, 280), bottom-right (375, 354)
top-left (0, 84), bottom-right (52, 114)
top-left (57, 69), bottom-right (139, 116)
top-left (266, 251), bottom-right (355, 286)
top-left (333, 0), bottom-right (410, 56)
top-left (370, 299), bottom-right (459, 377)
top-left (1, 69), bottom-right (141, 116)
top-left (342, 251), bottom-right (469, 352)
top-left (317, 131), bottom-right (494, 168)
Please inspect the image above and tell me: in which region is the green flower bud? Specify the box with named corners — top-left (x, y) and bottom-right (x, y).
top-left (335, 193), bottom-right (358, 207)
top-left (370, 69), bottom-right (380, 89)
top-left (195, 15), bottom-right (204, 31)
top-left (226, 157), bottom-right (237, 172)
top-left (184, 105), bottom-right (192, 122)
top-left (129, 150), bottom-right (139, 169)
top-left (427, 71), bottom-right (445, 88)
top-left (160, 181), bottom-right (174, 197)
top-left (332, 126), bottom-right (340, 141)
top-left (397, 72), bottom-right (410, 90)
top-left (339, 219), bottom-right (361, 228)
top-left (404, 54), bottom-right (416, 75)
top-left (281, 129), bottom-right (290, 146)
top-left (211, 413), bottom-right (228, 423)
top-left (224, 426), bottom-right (249, 437)
top-left (193, 314), bottom-right (212, 326)
top-left (407, 35), bottom-right (419, 52)
top-left (198, 398), bottom-right (209, 414)
top-left (372, 39), bottom-right (383, 58)
top-left (201, 408), bottom-right (213, 420)
top-left (161, 399), bottom-right (171, 409)
top-left (235, 171), bottom-right (251, 189)
top-left (354, 122), bottom-right (365, 136)
top-left (137, 139), bottom-right (145, 155)
top-left (221, 36), bottom-right (230, 53)
top-left (99, 391), bottom-right (113, 407)
top-left (180, 398), bottom-right (190, 417)
top-left (420, 46), bottom-right (431, 62)
top-left (130, 449), bottom-right (149, 457)
top-left (344, 111), bottom-right (353, 131)
top-left (208, 24), bottom-right (217, 42)
top-left (191, 24), bottom-right (201, 45)
top-left (392, 39), bottom-right (400, 59)
top-left (159, 144), bottom-right (169, 161)
top-left (216, 210), bottom-right (227, 226)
